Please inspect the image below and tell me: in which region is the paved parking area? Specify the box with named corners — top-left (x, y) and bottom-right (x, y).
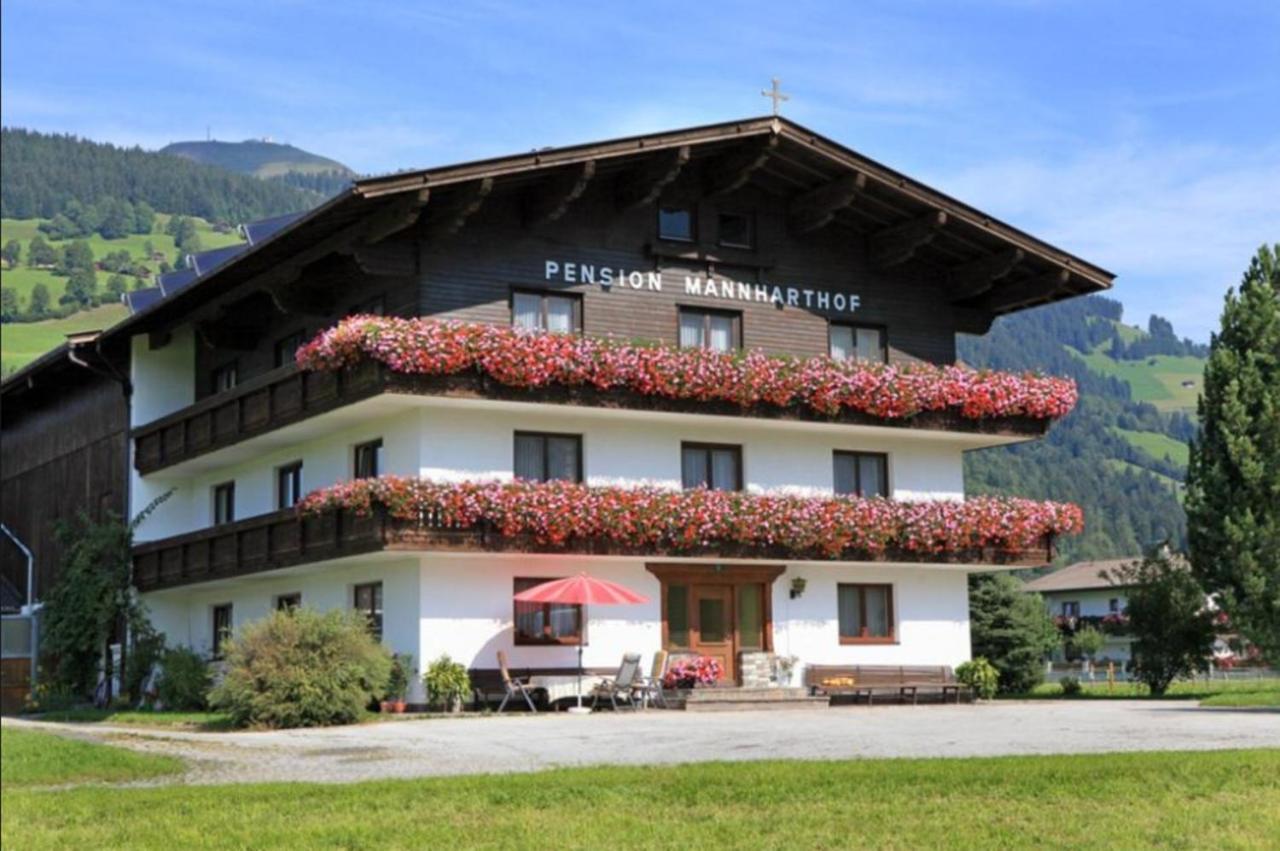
top-left (7, 701), bottom-right (1278, 786)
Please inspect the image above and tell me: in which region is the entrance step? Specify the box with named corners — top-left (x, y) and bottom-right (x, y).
top-left (678, 686), bottom-right (828, 712)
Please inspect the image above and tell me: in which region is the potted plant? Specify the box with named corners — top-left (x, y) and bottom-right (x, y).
top-left (423, 654), bottom-right (471, 713)
top-left (773, 654), bottom-right (799, 687)
top-left (384, 652), bottom-right (413, 713)
top-left (662, 656), bottom-right (723, 690)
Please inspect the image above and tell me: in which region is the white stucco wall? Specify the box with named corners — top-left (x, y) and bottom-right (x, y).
top-left (144, 557), bottom-right (425, 697)
top-left (1040, 588), bottom-right (1126, 618)
top-left (134, 398), bottom-right (974, 542)
top-left (130, 327), bottom-right (195, 427)
top-left (145, 553), bottom-right (975, 691)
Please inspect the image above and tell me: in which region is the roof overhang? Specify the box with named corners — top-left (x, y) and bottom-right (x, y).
top-left (3, 115), bottom-right (1114, 399)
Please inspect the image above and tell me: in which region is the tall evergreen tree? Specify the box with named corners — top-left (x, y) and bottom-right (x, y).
top-left (28, 282), bottom-right (51, 315)
top-left (1185, 244), bottom-right (1280, 661)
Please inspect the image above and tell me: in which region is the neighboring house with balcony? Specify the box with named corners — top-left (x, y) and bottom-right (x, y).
top-left (1022, 559), bottom-right (1137, 664)
top-left (1, 117), bottom-right (1112, 699)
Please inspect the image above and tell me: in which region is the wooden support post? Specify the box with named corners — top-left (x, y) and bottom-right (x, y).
top-left (869, 210), bottom-right (948, 268)
top-left (788, 172), bottom-right (865, 234)
top-left (616, 146), bottom-right (690, 210)
top-left (423, 178), bottom-right (493, 238)
top-left (704, 136), bottom-right (777, 196)
top-left (949, 248), bottom-right (1024, 301)
top-left (524, 161), bottom-right (596, 224)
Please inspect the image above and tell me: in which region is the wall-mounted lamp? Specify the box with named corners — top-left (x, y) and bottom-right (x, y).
top-left (789, 577), bottom-right (807, 600)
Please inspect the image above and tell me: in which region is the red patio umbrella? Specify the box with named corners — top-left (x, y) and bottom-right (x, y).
top-left (514, 573), bottom-right (649, 712)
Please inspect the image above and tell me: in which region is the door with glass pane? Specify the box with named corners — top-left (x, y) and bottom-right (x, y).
top-left (691, 585), bottom-right (734, 682)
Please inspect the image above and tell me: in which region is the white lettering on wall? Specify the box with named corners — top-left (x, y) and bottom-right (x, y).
top-left (544, 259), bottom-right (862, 314)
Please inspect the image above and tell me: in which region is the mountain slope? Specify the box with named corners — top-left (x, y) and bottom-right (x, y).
top-left (160, 139), bottom-right (353, 179)
top-left (1, 128), bottom-right (323, 223)
top-left (960, 295), bottom-right (1205, 562)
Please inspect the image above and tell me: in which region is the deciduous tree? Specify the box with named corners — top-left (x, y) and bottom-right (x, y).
top-left (1105, 550), bottom-right (1215, 695)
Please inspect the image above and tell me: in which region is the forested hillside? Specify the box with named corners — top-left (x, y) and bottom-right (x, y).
top-left (0, 129), bottom-right (324, 223)
top-left (961, 296), bottom-right (1204, 563)
top-left (160, 139), bottom-right (354, 198)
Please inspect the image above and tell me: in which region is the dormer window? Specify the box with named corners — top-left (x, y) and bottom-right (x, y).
top-left (717, 211), bottom-right (754, 249)
top-left (658, 206), bottom-right (694, 242)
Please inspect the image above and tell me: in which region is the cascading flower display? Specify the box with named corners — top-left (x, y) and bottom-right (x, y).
top-left (299, 476), bottom-right (1084, 561)
top-left (296, 317), bottom-right (1078, 422)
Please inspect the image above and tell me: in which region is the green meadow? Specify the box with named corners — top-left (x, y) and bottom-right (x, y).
top-left (1, 304), bottom-right (129, 373)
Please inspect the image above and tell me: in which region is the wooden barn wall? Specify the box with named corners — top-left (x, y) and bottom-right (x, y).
top-left (418, 176), bottom-right (959, 364)
top-left (1, 374), bottom-right (128, 601)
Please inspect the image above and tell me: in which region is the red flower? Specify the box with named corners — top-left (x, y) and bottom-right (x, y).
top-left (298, 476), bottom-right (1084, 560)
top-left (296, 317), bottom-right (1078, 424)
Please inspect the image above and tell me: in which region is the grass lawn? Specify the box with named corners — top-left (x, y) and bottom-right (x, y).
top-left (1, 304), bottom-right (129, 373)
top-left (1200, 691), bottom-right (1280, 707)
top-left (3, 749), bottom-right (1277, 849)
top-left (1111, 426), bottom-right (1190, 467)
top-left (1013, 678), bottom-right (1280, 702)
top-left (0, 727), bottom-right (183, 789)
top-left (27, 708), bottom-right (235, 731)
top-left (1076, 350), bottom-right (1205, 413)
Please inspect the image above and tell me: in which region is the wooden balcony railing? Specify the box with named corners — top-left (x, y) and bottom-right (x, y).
top-left (133, 362), bottom-right (1052, 475)
top-left (132, 361), bottom-right (388, 475)
top-left (132, 507), bottom-right (1055, 592)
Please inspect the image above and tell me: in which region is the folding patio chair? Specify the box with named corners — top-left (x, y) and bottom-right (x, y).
top-left (590, 652), bottom-right (643, 711)
top-left (496, 650), bottom-right (538, 713)
top-left (634, 649), bottom-right (670, 709)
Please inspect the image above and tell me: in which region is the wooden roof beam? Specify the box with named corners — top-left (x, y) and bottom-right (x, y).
top-left (362, 188), bottom-right (430, 244)
top-left (524, 161), bottom-right (596, 225)
top-left (788, 172), bottom-right (865, 234)
top-left (949, 248), bottom-right (1024, 301)
top-left (704, 136), bottom-right (778, 196)
top-left (869, 210), bottom-right (948, 268)
top-left (424, 178), bottom-right (493, 239)
top-left (977, 268), bottom-right (1071, 312)
top-left (616, 146), bottom-right (690, 210)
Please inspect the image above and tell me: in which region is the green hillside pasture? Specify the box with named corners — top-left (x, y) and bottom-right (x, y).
top-left (1077, 351), bottom-right (1204, 412)
top-left (1, 216), bottom-right (242, 310)
top-left (1111, 427), bottom-right (1191, 467)
top-left (1, 305), bottom-right (129, 374)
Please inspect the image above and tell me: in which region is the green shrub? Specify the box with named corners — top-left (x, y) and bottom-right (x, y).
top-left (386, 652), bottom-right (414, 701)
top-left (156, 647), bottom-right (211, 710)
top-left (955, 657), bottom-right (999, 700)
top-left (1060, 676), bottom-right (1083, 696)
top-left (968, 573), bottom-right (1059, 693)
top-left (1071, 627), bottom-right (1106, 661)
top-left (209, 609), bottom-right (392, 728)
top-left (423, 655), bottom-right (471, 709)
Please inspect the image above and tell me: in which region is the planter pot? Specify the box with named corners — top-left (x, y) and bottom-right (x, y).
top-left (392, 700), bottom-right (407, 713)
top-left (379, 700), bottom-right (393, 713)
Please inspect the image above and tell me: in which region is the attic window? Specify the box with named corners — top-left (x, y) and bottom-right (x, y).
top-left (718, 211), bottom-right (754, 249)
top-left (658, 206), bottom-right (694, 242)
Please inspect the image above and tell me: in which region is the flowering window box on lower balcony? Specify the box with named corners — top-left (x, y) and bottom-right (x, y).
top-left (132, 318), bottom-right (1078, 475)
top-left (131, 478), bottom-right (1084, 592)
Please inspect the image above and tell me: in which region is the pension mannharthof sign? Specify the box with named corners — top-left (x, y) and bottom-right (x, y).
top-left (544, 259), bottom-right (863, 314)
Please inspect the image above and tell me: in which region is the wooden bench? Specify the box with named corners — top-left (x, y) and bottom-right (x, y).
top-left (805, 665), bottom-right (970, 705)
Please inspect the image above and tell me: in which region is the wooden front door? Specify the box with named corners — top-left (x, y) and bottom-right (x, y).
top-left (691, 585), bottom-right (734, 682)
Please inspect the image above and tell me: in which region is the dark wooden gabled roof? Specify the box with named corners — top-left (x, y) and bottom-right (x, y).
top-left (2, 115), bottom-right (1114, 397)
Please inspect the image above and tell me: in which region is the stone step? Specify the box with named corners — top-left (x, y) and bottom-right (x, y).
top-left (684, 686), bottom-right (812, 703)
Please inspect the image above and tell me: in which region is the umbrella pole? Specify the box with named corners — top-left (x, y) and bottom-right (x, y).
top-left (570, 603), bottom-right (589, 715)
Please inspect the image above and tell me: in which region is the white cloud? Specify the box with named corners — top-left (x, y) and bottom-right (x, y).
top-left (932, 142), bottom-right (1280, 340)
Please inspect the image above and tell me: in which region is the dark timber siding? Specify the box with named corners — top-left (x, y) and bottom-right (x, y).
top-left (196, 172), bottom-right (964, 398)
top-left (419, 178), bottom-right (958, 364)
top-left (1, 373), bottom-right (128, 601)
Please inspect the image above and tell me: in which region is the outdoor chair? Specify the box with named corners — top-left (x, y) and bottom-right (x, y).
top-left (590, 652), bottom-right (643, 711)
top-left (633, 649), bottom-right (670, 709)
top-left (496, 650), bottom-right (538, 713)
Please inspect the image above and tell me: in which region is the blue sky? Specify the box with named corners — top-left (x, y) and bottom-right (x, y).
top-left (3, 1), bottom-right (1278, 341)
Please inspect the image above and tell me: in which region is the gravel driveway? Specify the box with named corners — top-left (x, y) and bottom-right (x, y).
top-left (6, 701), bottom-right (1278, 786)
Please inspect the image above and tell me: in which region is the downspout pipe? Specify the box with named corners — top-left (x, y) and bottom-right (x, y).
top-left (1, 523), bottom-right (38, 689)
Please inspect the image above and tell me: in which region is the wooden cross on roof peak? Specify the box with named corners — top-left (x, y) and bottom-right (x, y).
top-left (761, 77), bottom-right (790, 116)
